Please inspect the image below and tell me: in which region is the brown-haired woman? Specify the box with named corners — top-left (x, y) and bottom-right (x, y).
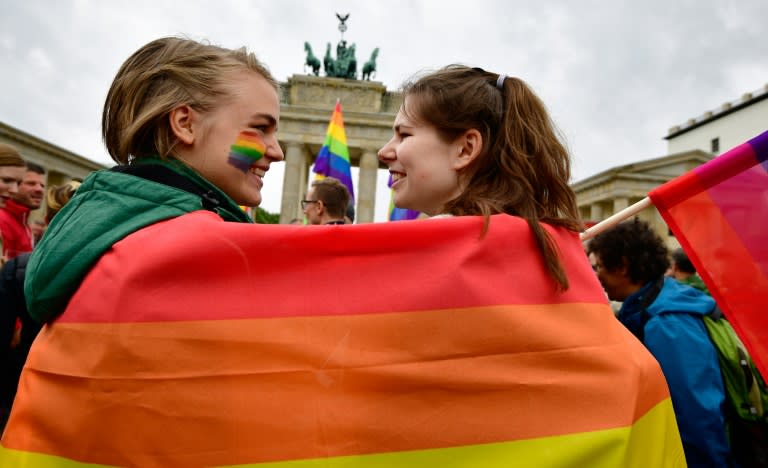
top-left (378, 65), bottom-right (580, 290)
top-left (377, 64), bottom-right (686, 464)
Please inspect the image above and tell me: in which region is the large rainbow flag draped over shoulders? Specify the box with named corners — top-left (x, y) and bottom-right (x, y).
top-left (1, 214), bottom-right (684, 467)
top-left (312, 100), bottom-right (354, 201)
top-left (649, 129), bottom-right (768, 378)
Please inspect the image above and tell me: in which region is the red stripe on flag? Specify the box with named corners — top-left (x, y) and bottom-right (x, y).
top-left (59, 214), bottom-right (607, 323)
top-left (648, 171), bottom-right (700, 212)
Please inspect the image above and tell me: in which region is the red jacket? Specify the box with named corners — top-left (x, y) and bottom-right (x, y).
top-left (0, 199), bottom-right (32, 259)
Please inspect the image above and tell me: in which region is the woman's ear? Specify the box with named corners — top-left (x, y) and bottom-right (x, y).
top-left (454, 129), bottom-right (483, 170)
top-left (169, 105), bottom-right (196, 145)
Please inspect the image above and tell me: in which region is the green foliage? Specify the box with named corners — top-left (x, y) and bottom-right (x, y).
top-left (254, 207), bottom-right (280, 224)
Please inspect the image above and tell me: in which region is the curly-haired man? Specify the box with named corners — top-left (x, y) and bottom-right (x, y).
top-left (587, 219), bottom-right (731, 468)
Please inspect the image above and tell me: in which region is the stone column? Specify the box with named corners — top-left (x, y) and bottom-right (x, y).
top-left (279, 142), bottom-right (306, 224)
top-left (589, 203), bottom-right (603, 221)
top-left (613, 197), bottom-right (629, 214)
top-left (356, 150), bottom-right (379, 223)
top-left (299, 153), bottom-right (309, 198)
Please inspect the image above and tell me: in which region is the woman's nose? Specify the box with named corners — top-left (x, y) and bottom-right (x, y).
top-left (378, 139), bottom-right (395, 164)
top-left (267, 139), bottom-right (285, 162)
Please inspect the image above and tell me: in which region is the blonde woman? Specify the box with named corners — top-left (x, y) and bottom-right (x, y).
top-left (25, 37), bottom-right (284, 324)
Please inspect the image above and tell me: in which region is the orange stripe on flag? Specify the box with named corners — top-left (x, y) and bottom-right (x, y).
top-left (5, 303), bottom-right (669, 466)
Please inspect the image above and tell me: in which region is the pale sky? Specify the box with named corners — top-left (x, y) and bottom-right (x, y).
top-left (1, 0), bottom-right (766, 221)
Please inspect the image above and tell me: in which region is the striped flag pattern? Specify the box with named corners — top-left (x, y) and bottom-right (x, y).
top-left (1, 213), bottom-right (684, 467)
top-left (649, 129), bottom-right (768, 377)
top-left (312, 100), bottom-right (355, 201)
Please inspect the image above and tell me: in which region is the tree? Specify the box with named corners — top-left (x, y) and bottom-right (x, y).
top-left (254, 207), bottom-right (280, 224)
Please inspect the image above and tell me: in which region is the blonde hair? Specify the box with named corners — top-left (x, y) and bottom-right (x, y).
top-left (46, 180), bottom-right (81, 222)
top-left (102, 37), bottom-right (277, 164)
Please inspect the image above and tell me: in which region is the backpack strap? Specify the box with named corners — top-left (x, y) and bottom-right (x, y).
top-left (635, 277), bottom-right (664, 342)
top-left (707, 306), bottom-right (757, 402)
top-left (639, 277), bottom-right (664, 310)
top-left (709, 305), bottom-right (724, 321)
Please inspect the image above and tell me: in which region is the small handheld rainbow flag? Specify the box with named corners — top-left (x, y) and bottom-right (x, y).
top-left (228, 131), bottom-right (265, 172)
top-left (649, 129), bottom-right (768, 377)
top-left (312, 100), bottom-right (355, 201)
top-left (387, 173), bottom-right (420, 221)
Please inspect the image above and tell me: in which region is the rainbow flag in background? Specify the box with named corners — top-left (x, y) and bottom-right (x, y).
top-left (649, 129), bottom-right (768, 378)
top-left (387, 173), bottom-right (420, 221)
top-left (1, 214), bottom-right (684, 467)
top-left (313, 100), bottom-right (354, 201)
top-left (389, 203), bottom-right (420, 221)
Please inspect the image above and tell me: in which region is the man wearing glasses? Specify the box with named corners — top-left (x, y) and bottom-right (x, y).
top-left (301, 177), bottom-right (350, 225)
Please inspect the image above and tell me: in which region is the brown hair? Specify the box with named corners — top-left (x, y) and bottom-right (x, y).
top-left (25, 161), bottom-right (46, 175)
top-left (401, 65), bottom-right (582, 290)
top-left (0, 143), bottom-right (26, 167)
top-left (311, 177), bottom-right (350, 218)
top-left (102, 36), bottom-right (277, 164)
top-left (46, 180), bottom-right (82, 223)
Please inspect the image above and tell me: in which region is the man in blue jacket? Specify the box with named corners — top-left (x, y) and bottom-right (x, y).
top-left (587, 219), bottom-right (731, 468)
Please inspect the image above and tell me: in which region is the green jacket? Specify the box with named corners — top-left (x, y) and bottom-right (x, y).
top-left (25, 158), bottom-right (252, 323)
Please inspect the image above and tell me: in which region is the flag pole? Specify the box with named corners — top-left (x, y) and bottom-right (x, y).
top-left (580, 197), bottom-right (653, 241)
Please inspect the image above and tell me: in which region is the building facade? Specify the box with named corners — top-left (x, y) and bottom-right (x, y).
top-left (277, 74), bottom-right (401, 224)
top-left (573, 151), bottom-right (712, 247)
top-left (0, 121), bottom-right (106, 222)
top-left (574, 82), bottom-right (767, 246)
top-left (666, 84), bottom-right (768, 156)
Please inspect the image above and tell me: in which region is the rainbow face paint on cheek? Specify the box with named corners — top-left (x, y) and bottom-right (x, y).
top-left (228, 131), bottom-right (266, 172)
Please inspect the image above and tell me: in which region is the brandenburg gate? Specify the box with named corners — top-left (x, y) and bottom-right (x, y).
top-left (277, 75), bottom-right (401, 224)
top-left (277, 13), bottom-right (401, 224)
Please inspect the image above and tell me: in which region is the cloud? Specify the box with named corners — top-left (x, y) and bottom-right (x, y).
top-left (0, 0), bottom-right (765, 220)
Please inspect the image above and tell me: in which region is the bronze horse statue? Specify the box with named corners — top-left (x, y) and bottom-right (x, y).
top-left (362, 47), bottom-right (379, 81)
top-left (323, 40), bottom-right (357, 79)
top-left (303, 42), bottom-right (320, 76)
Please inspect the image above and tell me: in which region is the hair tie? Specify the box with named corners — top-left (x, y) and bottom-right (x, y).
top-left (496, 74), bottom-right (507, 90)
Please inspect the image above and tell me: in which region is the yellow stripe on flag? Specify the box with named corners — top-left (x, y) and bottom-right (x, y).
top-left (327, 124), bottom-right (347, 144)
